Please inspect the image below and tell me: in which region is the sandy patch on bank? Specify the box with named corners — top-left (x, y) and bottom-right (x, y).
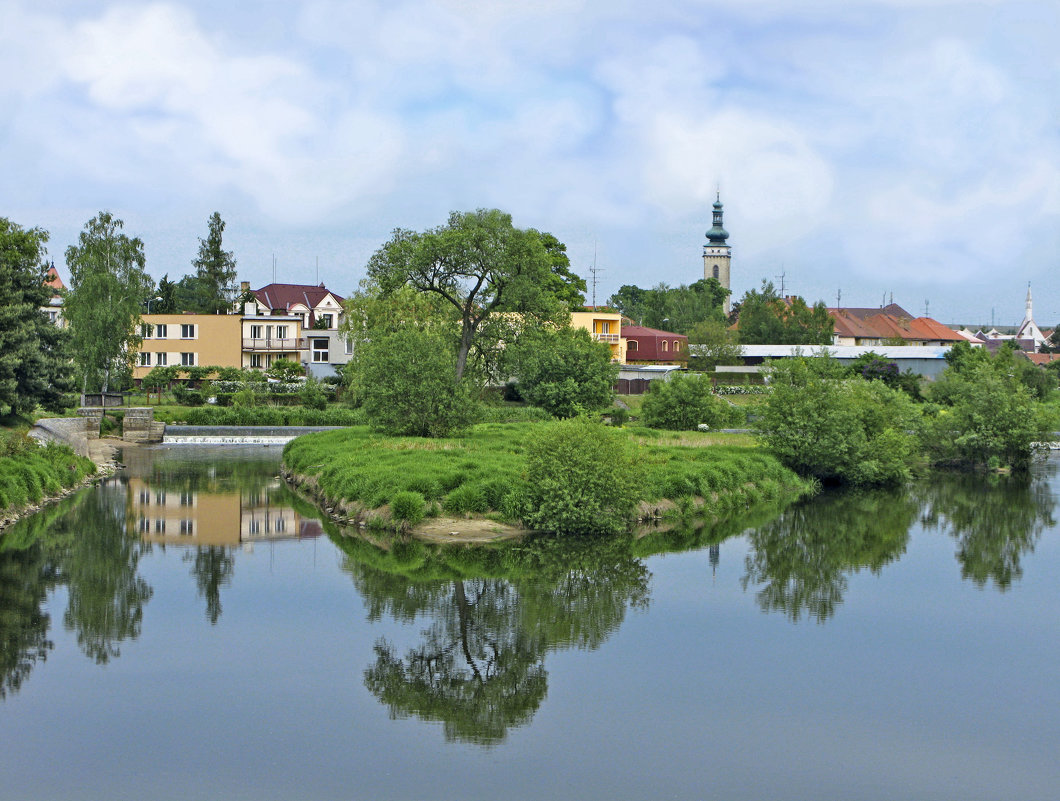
top-left (411, 516), bottom-right (525, 544)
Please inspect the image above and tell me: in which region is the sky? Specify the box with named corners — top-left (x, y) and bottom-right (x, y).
top-left (3, 0), bottom-right (1058, 326)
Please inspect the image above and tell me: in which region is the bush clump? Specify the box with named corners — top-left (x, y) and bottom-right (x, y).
top-left (516, 417), bottom-right (643, 535)
top-left (757, 356), bottom-right (921, 485)
top-left (641, 373), bottom-right (743, 431)
top-left (0, 433), bottom-right (95, 510)
top-left (389, 491), bottom-right (427, 526)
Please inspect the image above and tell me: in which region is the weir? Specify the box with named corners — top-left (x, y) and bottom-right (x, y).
top-left (162, 425), bottom-right (344, 445)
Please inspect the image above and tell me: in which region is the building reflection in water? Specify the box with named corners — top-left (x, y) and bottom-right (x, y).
top-left (125, 476), bottom-right (322, 546)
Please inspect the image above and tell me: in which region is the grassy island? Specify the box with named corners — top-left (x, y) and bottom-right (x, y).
top-left (282, 422), bottom-right (814, 536)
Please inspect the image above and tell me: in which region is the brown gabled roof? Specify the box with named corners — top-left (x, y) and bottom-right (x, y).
top-left (44, 266), bottom-right (65, 293)
top-left (1025, 353), bottom-right (1060, 366)
top-left (829, 306), bottom-right (963, 343)
top-left (252, 282), bottom-right (345, 313)
top-left (621, 325), bottom-right (687, 339)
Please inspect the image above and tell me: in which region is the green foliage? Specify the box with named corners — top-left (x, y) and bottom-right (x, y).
top-left (189, 212), bottom-right (237, 314)
top-left (506, 326), bottom-right (618, 418)
top-left (300, 376), bottom-right (328, 410)
top-left (390, 491), bottom-right (427, 525)
top-left (686, 318), bottom-right (743, 371)
top-left (266, 358), bottom-right (302, 382)
top-left (846, 352), bottom-right (924, 400)
top-left (608, 279), bottom-right (729, 334)
top-left (64, 211), bottom-right (154, 392)
top-left (758, 355), bottom-right (922, 485)
top-left (736, 281), bottom-right (834, 345)
top-left (157, 405), bottom-right (364, 426)
top-left (641, 373), bottom-right (742, 430)
top-left (0, 219), bottom-right (73, 414)
top-left (534, 231), bottom-right (587, 308)
top-left (351, 326), bottom-right (479, 437)
top-left (923, 357), bottom-right (1053, 471)
top-left (517, 418), bottom-right (643, 535)
top-left (366, 209), bottom-right (564, 382)
top-left (0, 433), bottom-right (95, 510)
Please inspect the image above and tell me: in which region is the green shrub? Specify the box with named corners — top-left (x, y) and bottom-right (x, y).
top-left (758, 356), bottom-right (922, 485)
top-left (518, 417), bottom-right (643, 535)
top-left (642, 373), bottom-right (742, 430)
top-left (390, 491), bottom-right (427, 525)
top-left (443, 483), bottom-right (489, 515)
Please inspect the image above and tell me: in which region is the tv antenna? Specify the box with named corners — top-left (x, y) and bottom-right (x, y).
top-left (924, 299), bottom-right (930, 317)
top-left (775, 268), bottom-right (787, 297)
top-left (836, 287), bottom-right (842, 308)
top-left (588, 242), bottom-right (604, 308)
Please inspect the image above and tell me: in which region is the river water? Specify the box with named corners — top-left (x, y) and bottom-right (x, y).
top-left (1, 445), bottom-right (1057, 801)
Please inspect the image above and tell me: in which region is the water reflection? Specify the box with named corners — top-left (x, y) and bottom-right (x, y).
top-left (336, 534), bottom-right (651, 745)
top-left (916, 467), bottom-right (1055, 590)
top-left (741, 488), bottom-right (917, 623)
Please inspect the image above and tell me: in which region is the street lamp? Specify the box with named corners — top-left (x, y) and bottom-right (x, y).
top-left (146, 296), bottom-right (163, 314)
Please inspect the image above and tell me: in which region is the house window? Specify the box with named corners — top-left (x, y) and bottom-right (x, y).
top-left (249, 520), bottom-right (261, 535)
top-left (180, 491), bottom-right (194, 507)
top-left (154, 519), bottom-right (166, 534)
top-left (627, 340), bottom-right (638, 352)
top-left (179, 520), bottom-right (194, 536)
top-left (250, 354), bottom-right (262, 369)
top-left (312, 339), bottom-right (329, 362)
top-left (181, 352), bottom-right (196, 366)
top-left (139, 489), bottom-right (151, 505)
top-left (673, 341), bottom-right (681, 352)
top-left (275, 517), bottom-right (286, 533)
top-left (276, 325), bottom-right (288, 339)
top-left (155, 324), bottom-right (167, 338)
top-left (155, 490), bottom-right (167, 505)
top-left (140, 324), bottom-right (153, 339)
top-left (319, 313), bottom-right (333, 329)
top-left (156, 352), bottom-right (168, 366)
top-left (139, 352), bottom-right (151, 367)
top-left (180, 323), bottom-right (195, 339)
top-left (138, 517), bottom-right (150, 533)
top-left (250, 324), bottom-right (263, 339)
top-left (346, 338), bottom-right (354, 355)
top-left (661, 340), bottom-right (669, 352)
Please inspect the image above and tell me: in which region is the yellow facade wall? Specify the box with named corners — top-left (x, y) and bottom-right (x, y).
top-left (134, 314), bottom-right (243, 379)
top-left (570, 311), bottom-right (627, 363)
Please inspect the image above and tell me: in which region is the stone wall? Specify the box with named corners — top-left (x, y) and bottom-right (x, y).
top-left (122, 407), bottom-right (165, 444)
top-left (30, 416), bottom-right (93, 458)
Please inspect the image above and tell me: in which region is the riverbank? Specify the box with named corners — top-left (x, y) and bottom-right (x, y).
top-left (0, 431), bottom-right (103, 533)
top-left (281, 423), bottom-right (815, 538)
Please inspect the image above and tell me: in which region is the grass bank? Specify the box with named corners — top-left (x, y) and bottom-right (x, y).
top-left (282, 422), bottom-right (813, 534)
top-left (0, 431), bottom-right (96, 526)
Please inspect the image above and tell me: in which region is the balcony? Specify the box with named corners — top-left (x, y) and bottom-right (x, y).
top-left (592, 332), bottom-right (621, 344)
top-left (242, 337), bottom-right (306, 352)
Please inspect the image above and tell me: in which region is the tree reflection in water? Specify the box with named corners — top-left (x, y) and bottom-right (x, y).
top-left (186, 547), bottom-right (235, 625)
top-left (339, 534), bottom-right (650, 745)
top-left (916, 466), bottom-right (1055, 590)
top-left (741, 488), bottom-right (917, 623)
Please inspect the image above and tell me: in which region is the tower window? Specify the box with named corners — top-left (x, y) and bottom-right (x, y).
top-left (713, 265), bottom-right (719, 280)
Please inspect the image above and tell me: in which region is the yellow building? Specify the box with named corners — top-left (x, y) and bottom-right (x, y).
top-left (134, 314), bottom-right (242, 379)
top-left (570, 310), bottom-right (627, 363)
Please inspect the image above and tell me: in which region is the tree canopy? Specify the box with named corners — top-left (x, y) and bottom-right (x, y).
top-left (366, 209), bottom-right (565, 382)
top-left (190, 212), bottom-right (237, 314)
top-left (0, 218), bottom-right (72, 414)
top-left (608, 278), bottom-right (729, 334)
top-left (64, 212), bottom-right (153, 393)
top-left (735, 281), bottom-right (834, 345)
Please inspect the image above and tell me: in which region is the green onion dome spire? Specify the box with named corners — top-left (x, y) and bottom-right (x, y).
top-left (706, 191), bottom-right (729, 244)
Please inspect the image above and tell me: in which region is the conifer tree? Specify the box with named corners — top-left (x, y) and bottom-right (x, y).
top-left (0, 218), bottom-right (72, 414)
top-left (192, 212), bottom-right (237, 314)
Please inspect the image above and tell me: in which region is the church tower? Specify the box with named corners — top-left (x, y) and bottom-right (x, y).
top-left (703, 192), bottom-right (732, 314)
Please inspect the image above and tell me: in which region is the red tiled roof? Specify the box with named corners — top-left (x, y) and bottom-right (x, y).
top-left (621, 325), bottom-right (686, 339)
top-left (44, 266), bottom-right (65, 292)
top-left (252, 282), bottom-right (345, 312)
top-left (828, 307), bottom-right (962, 343)
top-left (1025, 353), bottom-right (1060, 366)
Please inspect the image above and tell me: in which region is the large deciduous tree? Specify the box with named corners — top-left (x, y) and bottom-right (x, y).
top-left (735, 281), bottom-right (834, 345)
top-left (607, 278), bottom-right (729, 333)
top-left (65, 212), bottom-right (154, 393)
top-left (366, 209), bottom-right (558, 382)
top-left (191, 212), bottom-right (238, 314)
top-left (0, 218), bottom-right (73, 414)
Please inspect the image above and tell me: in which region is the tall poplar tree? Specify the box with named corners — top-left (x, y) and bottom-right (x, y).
top-left (64, 212), bottom-right (153, 393)
top-left (192, 212), bottom-right (237, 314)
top-left (0, 218), bottom-right (72, 414)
